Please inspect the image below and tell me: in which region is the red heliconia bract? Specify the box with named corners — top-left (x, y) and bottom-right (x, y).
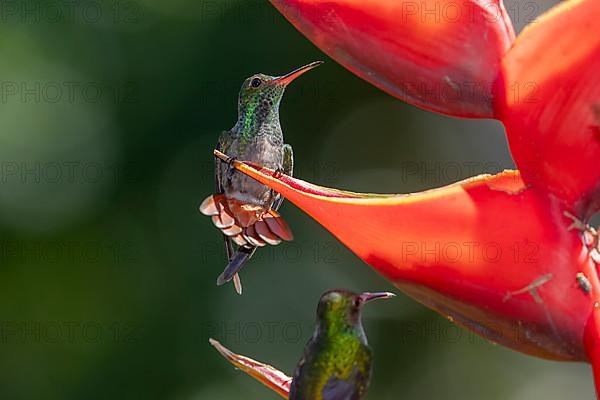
top-left (210, 339), bottom-right (291, 398)
top-left (497, 0), bottom-right (600, 217)
top-left (211, 0), bottom-right (600, 396)
top-left (270, 0), bottom-right (515, 118)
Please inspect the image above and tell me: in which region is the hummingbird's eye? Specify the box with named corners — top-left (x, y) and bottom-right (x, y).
top-left (353, 298), bottom-right (361, 308)
top-left (251, 78), bottom-right (262, 88)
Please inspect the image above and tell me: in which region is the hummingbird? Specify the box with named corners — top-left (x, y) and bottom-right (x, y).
top-left (199, 61), bottom-right (323, 294)
top-left (289, 290), bottom-right (395, 400)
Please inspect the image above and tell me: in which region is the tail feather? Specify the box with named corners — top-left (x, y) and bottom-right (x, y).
top-left (202, 193), bottom-right (295, 292)
top-left (243, 225), bottom-right (267, 247)
top-left (264, 212), bottom-right (294, 241)
top-left (199, 194), bottom-right (222, 216)
top-left (232, 273), bottom-right (243, 295)
top-left (212, 212), bottom-right (235, 229)
top-left (217, 246), bottom-right (257, 286)
top-left (254, 220), bottom-right (282, 245)
top-left (222, 224), bottom-right (243, 237)
top-left (231, 234), bottom-right (248, 246)
top-left (201, 194), bottom-right (294, 244)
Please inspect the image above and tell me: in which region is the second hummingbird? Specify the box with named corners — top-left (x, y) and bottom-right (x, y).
top-left (200, 61), bottom-right (323, 294)
top-left (289, 290), bottom-right (395, 400)
top-left (210, 289), bottom-right (395, 399)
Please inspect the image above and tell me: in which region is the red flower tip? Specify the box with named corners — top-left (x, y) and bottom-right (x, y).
top-left (270, 0), bottom-right (515, 118)
top-left (210, 338), bottom-right (291, 398)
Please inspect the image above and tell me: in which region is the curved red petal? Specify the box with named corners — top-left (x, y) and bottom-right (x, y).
top-left (219, 151), bottom-right (597, 362)
top-left (270, 0), bottom-right (515, 118)
top-left (210, 339), bottom-right (291, 398)
top-left (497, 0), bottom-right (600, 216)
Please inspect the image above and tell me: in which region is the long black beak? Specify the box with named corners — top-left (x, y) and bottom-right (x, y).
top-left (273, 61), bottom-right (324, 86)
top-left (359, 292), bottom-right (396, 303)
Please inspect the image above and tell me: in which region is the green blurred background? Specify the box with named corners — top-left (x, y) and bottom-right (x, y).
top-left (0, 0), bottom-right (593, 399)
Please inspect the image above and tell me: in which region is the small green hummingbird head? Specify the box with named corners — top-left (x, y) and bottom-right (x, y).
top-left (316, 290), bottom-right (395, 338)
top-left (236, 61), bottom-right (323, 134)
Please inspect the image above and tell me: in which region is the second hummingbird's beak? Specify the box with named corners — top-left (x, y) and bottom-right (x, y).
top-left (273, 61), bottom-right (323, 86)
top-left (359, 292), bottom-right (396, 304)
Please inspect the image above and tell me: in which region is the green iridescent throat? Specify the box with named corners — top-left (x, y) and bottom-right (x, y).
top-left (318, 299), bottom-right (365, 341)
top-left (235, 81), bottom-right (284, 139)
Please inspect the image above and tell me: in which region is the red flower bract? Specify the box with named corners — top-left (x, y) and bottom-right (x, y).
top-left (210, 339), bottom-right (291, 398)
top-left (497, 0), bottom-right (600, 217)
top-left (270, 0), bottom-right (515, 118)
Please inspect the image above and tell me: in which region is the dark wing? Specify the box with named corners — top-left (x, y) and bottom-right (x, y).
top-left (322, 367), bottom-right (367, 400)
top-left (322, 377), bottom-right (358, 400)
top-left (282, 144), bottom-right (294, 177)
top-left (214, 132), bottom-right (228, 194)
top-left (214, 136), bottom-right (233, 259)
top-left (215, 133), bottom-right (242, 294)
top-left (272, 143), bottom-right (293, 211)
top-left (289, 334), bottom-right (317, 400)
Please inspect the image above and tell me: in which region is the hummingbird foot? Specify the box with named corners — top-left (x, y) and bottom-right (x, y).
top-left (225, 156), bottom-right (238, 165)
top-left (267, 168), bottom-right (285, 206)
top-left (273, 167), bottom-right (284, 179)
top-left (213, 149), bottom-right (237, 166)
top-left (212, 149), bottom-right (238, 174)
top-left (225, 156), bottom-right (239, 174)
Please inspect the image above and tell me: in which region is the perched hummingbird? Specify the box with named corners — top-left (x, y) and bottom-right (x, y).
top-left (200, 61), bottom-right (323, 294)
top-left (289, 290), bottom-right (395, 400)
